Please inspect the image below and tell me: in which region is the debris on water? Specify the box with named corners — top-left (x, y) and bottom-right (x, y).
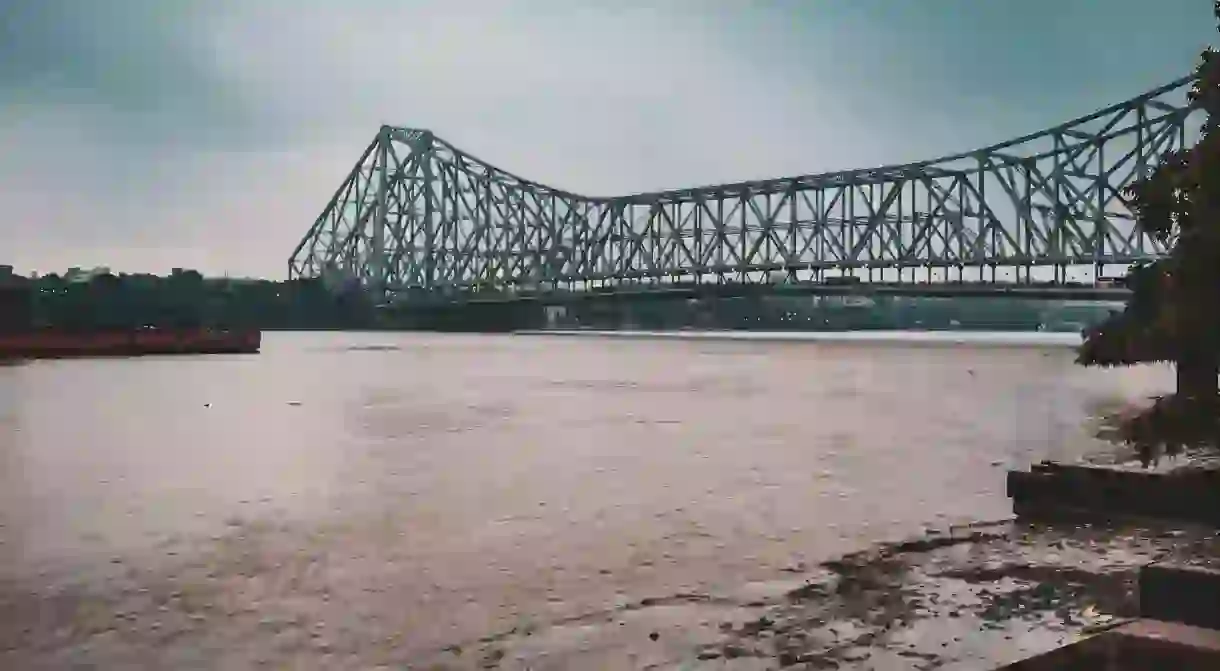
top-left (347, 345), bottom-right (400, 352)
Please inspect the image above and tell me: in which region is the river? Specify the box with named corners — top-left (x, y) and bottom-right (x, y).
top-left (0, 331), bottom-right (1175, 668)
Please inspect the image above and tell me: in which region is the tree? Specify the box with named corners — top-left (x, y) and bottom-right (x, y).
top-left (1077, 3), bottom-right (1220, 466)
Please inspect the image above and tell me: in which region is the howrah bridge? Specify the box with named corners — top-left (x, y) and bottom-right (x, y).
top-left (287, 75), bottom-right (1201, 308)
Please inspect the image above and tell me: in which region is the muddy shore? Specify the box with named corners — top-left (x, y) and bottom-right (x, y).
top-left (3, 515), bottom-right (1218, 669)
top-left (415, 519), bottom-right (1220, 670)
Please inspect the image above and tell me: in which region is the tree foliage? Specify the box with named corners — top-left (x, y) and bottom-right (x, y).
top-left (1078, 3), bottom-right (1220, 465)
top-left (20, 273), bottom-right (374, 331)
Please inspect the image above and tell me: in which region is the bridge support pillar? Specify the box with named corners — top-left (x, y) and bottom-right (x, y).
top-left (617, 300), bottom-right (638, 331)
top-left (544, 305), bottom-right (568, 329)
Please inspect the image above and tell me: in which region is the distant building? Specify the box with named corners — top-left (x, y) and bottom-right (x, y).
top-left (61, 267), bottom-right (112, 284)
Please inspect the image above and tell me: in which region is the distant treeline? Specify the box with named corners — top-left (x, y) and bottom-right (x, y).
top-left (11, 270), bottom-right (375, 331)
top-left (0, 269), bottom-right (1123, 334)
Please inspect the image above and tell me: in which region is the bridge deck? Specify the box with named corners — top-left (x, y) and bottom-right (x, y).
top-left (385, 282), bottom-right (1130, 307)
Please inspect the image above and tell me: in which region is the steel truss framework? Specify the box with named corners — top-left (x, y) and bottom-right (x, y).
top-left (289, 76), bottom-right (1200, 296)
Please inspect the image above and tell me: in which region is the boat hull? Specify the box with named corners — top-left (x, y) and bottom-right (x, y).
top-left (0, 329), bottom-right (261, 359)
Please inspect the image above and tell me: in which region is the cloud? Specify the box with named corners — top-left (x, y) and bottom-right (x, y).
top-left (0, 0), bottom-right (251, 147)
top-left (0, 1), bottom-right (1211, 277)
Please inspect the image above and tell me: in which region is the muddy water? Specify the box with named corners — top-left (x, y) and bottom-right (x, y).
top-left (0, 332), bottom-right (1175, 668)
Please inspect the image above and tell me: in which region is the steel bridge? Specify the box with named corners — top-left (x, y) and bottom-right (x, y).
top-left (288, 75), bottom-right (1199, 302)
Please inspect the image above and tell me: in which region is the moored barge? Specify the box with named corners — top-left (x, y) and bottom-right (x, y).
top-left (0, 327), bottom-right (260, 359)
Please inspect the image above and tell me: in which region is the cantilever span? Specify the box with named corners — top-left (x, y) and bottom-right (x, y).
top-left (288, 75), bottom-right (1200, 297)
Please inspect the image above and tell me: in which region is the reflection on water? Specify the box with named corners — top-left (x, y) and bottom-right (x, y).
top-left (0, 331), bottom-right (1174, 667)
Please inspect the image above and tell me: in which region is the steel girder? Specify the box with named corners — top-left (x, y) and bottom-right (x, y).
top-left (288, 76), bottom-right (1199, 296)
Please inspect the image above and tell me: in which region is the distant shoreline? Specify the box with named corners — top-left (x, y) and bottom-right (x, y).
top-left (513, 329), bottom-right (1083, 348)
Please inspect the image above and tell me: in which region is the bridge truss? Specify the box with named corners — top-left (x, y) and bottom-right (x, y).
top-left (288, 76), bottom-right (1200, 297)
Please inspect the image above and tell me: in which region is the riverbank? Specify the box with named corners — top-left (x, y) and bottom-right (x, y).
top-left (6, 514), bottom-right (1211, 670)
top-left (414, 519), bottom-right (1219, 670)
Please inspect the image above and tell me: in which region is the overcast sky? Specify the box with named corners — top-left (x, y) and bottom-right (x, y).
top-left (1, 1), bottom-right (1212, 278)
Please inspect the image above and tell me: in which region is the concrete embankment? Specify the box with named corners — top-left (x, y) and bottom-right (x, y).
top-left (1009, 456), bottom-right (1220, 527)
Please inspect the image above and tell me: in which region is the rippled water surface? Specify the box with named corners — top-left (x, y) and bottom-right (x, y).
top-left (0, 331), bottom-right (1176, 668)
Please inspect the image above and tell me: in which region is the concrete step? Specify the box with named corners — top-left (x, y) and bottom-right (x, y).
top-left (997, 565), bottom-right (1220, 669)
top-left (1140, 563), bottom-right (1220, 631)
top-left (998, 619), bottom-right (1220, 670)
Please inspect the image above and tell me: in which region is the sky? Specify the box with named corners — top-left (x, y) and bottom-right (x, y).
top-left (0, 0), bottom-right (1214, 279)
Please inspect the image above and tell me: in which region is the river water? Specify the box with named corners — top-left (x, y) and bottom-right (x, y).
top-left (0, 331), bottom-right (1176, 668)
